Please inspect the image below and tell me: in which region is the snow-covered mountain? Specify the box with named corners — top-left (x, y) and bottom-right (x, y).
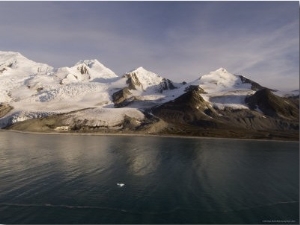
top-left (0, 51), bottom-right (298, 140)
top-left (54, 59), bottom-right (118, 84)
top-left (0, 51), bottom-right (53, 102)
top-left (109, 66), bottom-right (178, 108)
top-left (188, 68), bottom-right (259, 110)
top-left (123, 66), bottom-right (175, 92)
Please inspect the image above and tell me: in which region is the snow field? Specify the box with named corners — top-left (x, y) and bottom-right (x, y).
top-left (64, 107), bottom-right (145, 128)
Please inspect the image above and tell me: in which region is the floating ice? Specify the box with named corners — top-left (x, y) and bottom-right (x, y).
top-left (117, 183), bottom-right (125, 187)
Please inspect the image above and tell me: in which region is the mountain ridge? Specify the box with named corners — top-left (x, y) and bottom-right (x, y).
top-left (0, 51), bottom-right (298, 140)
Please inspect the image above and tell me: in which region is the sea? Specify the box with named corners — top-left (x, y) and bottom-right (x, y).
top-left (0, 131), bottom-right (298, 224)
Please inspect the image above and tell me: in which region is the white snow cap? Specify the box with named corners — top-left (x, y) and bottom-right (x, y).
top-left (187, 68), bottom-right (255, 110)
top-left (75, 59), bottom-right (107, 69)
top-left (0, 51), bottom-right (52, 71)
top-left (215, 67), bottom-right (228, 73)
top-left (197, 67), bottom-right (250, 93)
top-left (125, 66), bottom-right (167, 92)
top-left (128, 66), bottom-right (148, 73)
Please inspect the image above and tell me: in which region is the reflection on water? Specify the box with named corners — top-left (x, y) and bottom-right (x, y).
top-left (0, 131), bottom-right (298, 224)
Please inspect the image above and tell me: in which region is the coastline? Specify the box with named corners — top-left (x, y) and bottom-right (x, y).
top-left (1, 128), bottom-right (298, 143)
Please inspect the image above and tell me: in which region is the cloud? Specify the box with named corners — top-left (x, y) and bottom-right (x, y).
top-left (157, 18), bottom-right (299, 90)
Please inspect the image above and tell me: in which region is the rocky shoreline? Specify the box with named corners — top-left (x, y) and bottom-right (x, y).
top-left (4, 115), bottom-right (299, 142)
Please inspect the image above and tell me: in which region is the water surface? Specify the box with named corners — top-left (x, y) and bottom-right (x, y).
top-left (0, 131), bottom-right (298, 223)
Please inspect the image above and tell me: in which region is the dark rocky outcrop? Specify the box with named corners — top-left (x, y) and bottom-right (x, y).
top-left (236, 75), bottom-right (265, 91)
top-left (215, 107), bottom-right (298, 131)
top-left (112, 87), bottom-right (134, 107)
top-left (152, 87), bottom-right (218, 126)
top-left (125, 73), bottom-right (142, 90)
top-left (124, 71), bottom-right (176, 92)
top-left (246, 88), bottom-right (299, 120)
top-left (112, 70), bottom-right (177, 108)
top-left (0, 68), bottom-right (7, 74)
top-left (0, 103), bottom-right (13, 118)
top-left (184, 85), bottom-right (206, 93)
top-left (77, 65), bottom-right (89, 75)
top-left (151, 87), bottom-right (299, 140)
top-left (159, 78), bottom-right (176, 92)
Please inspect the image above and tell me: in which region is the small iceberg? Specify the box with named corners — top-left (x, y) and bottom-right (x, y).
top-left (117, 183), bottom-right (125, 187)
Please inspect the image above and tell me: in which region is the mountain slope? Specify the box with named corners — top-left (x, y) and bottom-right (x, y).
top-left (188, 68), bottom-right (258, 110)
top-left (152, 86), bottom-right (219, 126)
top-left (110, 67), bottom-right (178, 108)
top-left (54, 59), bottom-right (118, 84)
top-left (246, 88), bottom-right (299, 119)
top-left (124, 67), bottom-right (175, 92)
top-left (0, 51), bottom-right (298, 140)
top-left (151, 69), bottom-right (299, 138)
top-left (0, 51), bottom-right (53, 103)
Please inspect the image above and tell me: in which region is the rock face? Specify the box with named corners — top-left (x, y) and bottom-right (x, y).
top-left (0, 103), bottom-right (13, 118)
top-left (236, 75), bottom-right (265, 91)
top-left (152, 86), bottom-right (218, 126)
top-left (125, 73), bottom-right (143, 90)
top-left (151, 81), bottom-right (299, 140)
top-left (112, 87), bottom-right (133, 107)
top-left (111, 67), bottom-right (177, 107)
top-left (123, 67), bottom-right (176, 92)
top-left (246, 88), bottom-right (299, 119)
top-left (55, 59), bottom-right (118, 84)
top-left (161, 78), bottom-right (176, 91)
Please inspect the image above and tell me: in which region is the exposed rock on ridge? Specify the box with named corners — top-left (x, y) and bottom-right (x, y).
top-left (246, 88), bottom-right (299, 119)
top-left (152, 86), bottom-right (217, 126)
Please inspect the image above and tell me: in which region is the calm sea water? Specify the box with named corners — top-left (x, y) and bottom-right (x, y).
top-left (0, 131), bottom-right (298, 224)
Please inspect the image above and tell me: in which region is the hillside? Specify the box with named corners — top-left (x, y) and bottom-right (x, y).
top-left (0, 51), bottom-right (298, 140)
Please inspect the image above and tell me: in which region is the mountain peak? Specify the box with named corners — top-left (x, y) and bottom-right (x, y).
top-left (0, 51), bottom-right (52, 73)
top-left (0, 51), bottom-right (22, 56)
top-left (200, 68), bottom-right (235, 82)
top-left (1, 51), bottom-right (298, 140)
top-left (75, 59), bottom-right (105, 69)
top-left (125, 66), bottom-right (162, 81)
top-left (128, 66), bottom-right (147, 74)
top-left (0, 51), bottom-right (26, 63)
top-left (215, 67), bottom-right (228, 73)
top-left (123, 66), bottom-right (176, 92)
top-left (196, 68), bottom-right (251, 93)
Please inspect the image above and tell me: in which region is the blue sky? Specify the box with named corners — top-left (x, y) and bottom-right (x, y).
top-left (0, 1), bottom-right (299, 90)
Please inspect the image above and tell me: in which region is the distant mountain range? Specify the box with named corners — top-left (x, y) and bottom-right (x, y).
top-left (0, 51), bottom-right (298, 140)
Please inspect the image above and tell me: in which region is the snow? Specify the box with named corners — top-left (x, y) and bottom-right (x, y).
top-left (76, 59), bottom-right (117, 80)
top-left (193, 68), bottom-right (252, 93)
top-left (207, 90), bottom-right (253, 110)
top-left (53, 59), bottom-right (118, 84)
top-left (0, 51), bottom-right (138, 128)
top-left (188, 68), bottom-right (255, 109)
top-left (1, 51), bottom-right (289, 128)
top-left (0, 110), bottom-right (55, 128)
top-left (272, 89), bottom-right (299, 98)
top-left (54, 126), bottom-right (69, 131)
top-left (126, 67), bottom-right (168, 93)
top-left (64, 108), bottom-right (144, 128)
top-left (0, 51), bottom-right (54, 103)
top-left (0, 51), bottom-right (53, 75)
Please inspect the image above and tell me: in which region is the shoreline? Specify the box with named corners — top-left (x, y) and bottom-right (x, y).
top-left (1, 129), bottom-right (298, 143)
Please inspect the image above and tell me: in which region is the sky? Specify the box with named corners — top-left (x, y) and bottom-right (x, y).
top-left (0, 1), bottom-right (299, 91)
